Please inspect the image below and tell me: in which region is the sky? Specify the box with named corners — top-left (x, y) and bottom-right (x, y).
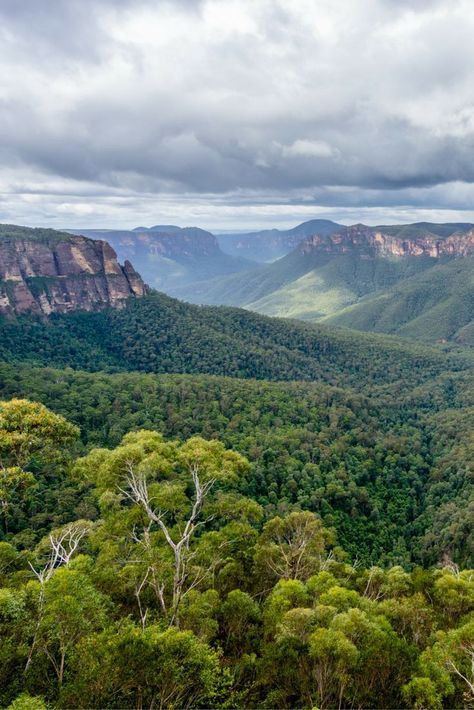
top-left (1, 0), bottom-right (474, 231)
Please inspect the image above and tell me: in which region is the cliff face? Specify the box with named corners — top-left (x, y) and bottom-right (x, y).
top-left (68, 225), bottom-right (254, 296)
top-left (299, 224), bottom-right (474, 259)
top-left (0, 226), bottom-right (148, 316)
top-left (73, 226), bottom-right (222, 262)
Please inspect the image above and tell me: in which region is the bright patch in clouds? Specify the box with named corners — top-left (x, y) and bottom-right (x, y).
top-left (280, 140), bottom-right (336, 158)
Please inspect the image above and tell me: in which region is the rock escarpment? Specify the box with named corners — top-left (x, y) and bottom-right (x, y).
top-left (0, 225), bottom-right (148, 316)
top-left (72, 226), bottom-right (224, 262)
top-left (299, 224), bottom-right (474, 259)
top-left (67, 225), bottom-right (254, 296)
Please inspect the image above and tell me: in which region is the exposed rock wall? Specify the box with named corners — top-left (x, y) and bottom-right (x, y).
top-left (299, 224), bottom-right (474, 259)
top-left (0, 227), bottom-right (148, 316)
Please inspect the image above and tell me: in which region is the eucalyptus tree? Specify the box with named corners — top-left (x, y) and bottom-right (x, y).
top-left (75, 430), bottom-right (250, 626)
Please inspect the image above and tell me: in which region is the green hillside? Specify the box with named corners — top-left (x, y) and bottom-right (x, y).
top-left (0, 291), bottom-right (468, 391)
top-left (328, 256), bottom-right (474, 344)
top-left (247, 254), bottom-right (437, 320)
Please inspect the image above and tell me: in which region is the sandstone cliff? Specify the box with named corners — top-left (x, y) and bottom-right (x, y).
top-left (299, 223), bottom-right (474, 259)
top-left (0, 225), bottom-right (148, 316)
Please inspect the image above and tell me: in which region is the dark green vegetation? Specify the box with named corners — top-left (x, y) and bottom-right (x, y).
top-left (0, 399), bottom-right (473, 710)
top-left (1, 275), bottom-right (474, 708)
top-left (71, 226), bottom-right (256, 296)
top-left (1, 358), bottom-right (474, 570)
top-left (0, 224), bottom-right (78, 245)
top-left (1, 292), bottom-right (469, 389)
top-left (1, 291), bottom-right (474, 569)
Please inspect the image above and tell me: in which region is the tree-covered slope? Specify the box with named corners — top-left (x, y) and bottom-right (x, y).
top-left (174, 247), bottom-right (435, 311)
top-left (1, 399), bottom-right (473, 710)
top-left (247, 254), bottom-right (437, 321)
top-left (327, 256), bottom-right (474, 344)
top-left (1, 360), bottom-right (473, 569)
top-left (0, 292), bottom-right (468, 391)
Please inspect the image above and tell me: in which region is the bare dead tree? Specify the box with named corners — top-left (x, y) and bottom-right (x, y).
top-left (25, 521), bottom-right (91, 672)
top-left (446, 642), bottom-right (474, 701)
top-left (120, 462), bottom-right (215, 626)
top-left (441, 553), bottom-right (461, 577)
top-left (134, 566), bottom-right (150, 631)
top-left (131, 523), bottom-right (167, 624)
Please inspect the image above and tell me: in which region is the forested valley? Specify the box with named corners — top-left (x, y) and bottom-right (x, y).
top-left (0, 291), bottom-right (474, 708)
top-left (4, 0), bottom-right (474, 706)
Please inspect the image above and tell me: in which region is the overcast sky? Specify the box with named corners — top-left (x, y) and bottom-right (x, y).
top-left (1, 0), bottom-right (474, 230)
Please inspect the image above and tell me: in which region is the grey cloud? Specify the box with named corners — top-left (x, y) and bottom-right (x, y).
top-left (0, 0), bottom-right (474, 228)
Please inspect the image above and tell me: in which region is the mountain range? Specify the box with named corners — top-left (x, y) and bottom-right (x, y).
top-left (215, 218), bottom-right (343, 261)
top-left (174, 221), bottom-right (474, 345)
top-left (6, 219), bottom-right (474, 346)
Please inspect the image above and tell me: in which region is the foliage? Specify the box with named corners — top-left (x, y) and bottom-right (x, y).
top-left (2, 361), bottom-right (474, 567)
top-left (0, 292), bottom-right (468, 390)
top-left (0, 402), bottom-right (472, 708)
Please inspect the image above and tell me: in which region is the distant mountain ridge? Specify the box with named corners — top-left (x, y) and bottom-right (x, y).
top-left (0, 224), bottom-right (147, 316)
top-left (70, 225), bottom-right (255, 295)
top-left (216, 218), bottom-right (343, 262)
top-left (297, 222), bottom-right (474, 258)
top-left (176, 221), bottom-right (474, 345)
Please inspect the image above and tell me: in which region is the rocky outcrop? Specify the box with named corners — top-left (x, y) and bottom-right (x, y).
top-left (72, 226), bottom-right (222, 262)
top-left (0, 225), bottom-right (148, 316)
top-left (299, 224), bottom-right (474, 260)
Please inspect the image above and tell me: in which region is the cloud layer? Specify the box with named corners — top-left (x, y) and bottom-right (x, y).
top-left (1, 0), bottom-right (474, 228)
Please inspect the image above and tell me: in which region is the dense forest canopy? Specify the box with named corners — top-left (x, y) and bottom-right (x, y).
top-left (0, 292), bottom-right (471, 390)
top-left (0, 399), bottom-right (472, 709)
top-left (1, 292), bottom-right (474, 708)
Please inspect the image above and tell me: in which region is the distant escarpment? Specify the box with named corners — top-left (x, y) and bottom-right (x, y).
top-left (216, 219), bottom-right (343, 262)
top-left (299, 223), bottom-right (474, 258)
top-left (69, 225), bottom-right (255, 294)
top-left (0, 225), bottom-right (148, 316)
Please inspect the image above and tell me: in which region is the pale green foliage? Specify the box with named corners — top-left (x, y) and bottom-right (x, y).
top-left (403, 676), bottom-right (443, 710)
top-left (0, 467), bottom-right (34, 526)
top-left (75, 430), bottom-right (252, 626)
top-left (414, 619), bottom-right (474, 706)
top-left (309, 627), bottom-right (359, 707)
top-left (0, 399), bottom-right (78, 468)
top-left (255, 511), bottom-right (334, 583)
top-left (432, 569), bottom-right (474, 623)
top-left (7, 693), bottom-right (48, 710)
top-left (65, 623), bottom-right (223, 709)
top-left (33, 566), bottom-right (109, 684)
top-left (74, 430), bottom-right (249, 493)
